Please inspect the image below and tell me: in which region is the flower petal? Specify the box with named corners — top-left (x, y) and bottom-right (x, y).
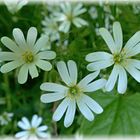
top-left (64, 99), bottom-right (76, 127)
top-left (1, 60), bottom-right (23, 73)
top-left (27, 27), bottom-right (37, 48)
top-left (83, 79), bottom-right (106, 92)
top-left (59, 21), bottom-right (71, 33)
top-left (0, 52), bottom-right (17, 61)
top-left (124, 31), bottom-right (140, 52)
top-left (105, 64), bottom-right (120, 92)
top-left (36, 132), bottom-right (48, 138)
top-left (34, 35), bottom-right (48, 54)
top-left (37, 126), bottom-right (48, 131)
top-left (57, 61), bottom-right (73, 86)
top-left (78, 71), bottom-right (100, 89)
top-left (113, 22), bottom-right (123, 53)
top-left (37, 51), bottom-right (56, 60)
top-left (29, 64), bottom-right (38, 79)
top-left (67, 60), bottom-right (77, 85)
top-left (21, 117), bottom-right (31, 129)
top-left (86, 52), bottom-right (113, 62)
top-left (36, 60), bottom-right (52, 71)
top-left (125, 63), bottom-right (140, 83)
top-left (99, 28), bottom-right (116, 53)
top-left (13, 28), bottom-right (27, 49)
top-left (15, 131), bottom-right (28, 138)
top-left (117, 66), bottom-right (127, 94)
top-left (83, 94), bottom-right (103, 114)
top-left (77, 95), bottom-right (94, 121)
top-left (1, 37), bottom-right (21, 53)
top-left (40, 92), bottom-right (66, 103)
top-left (40, 82), bottom-right (68, 92)
top-left (18, 64), bottom-right (29, 84)
top-left (73, 18), bottom-right (88, 28)
top-left (32, 115), bottom-right (42, 127)
top-left (53, 98), bottom-right (70, 121)
top-left (87, 60), bottom-right (114, 71)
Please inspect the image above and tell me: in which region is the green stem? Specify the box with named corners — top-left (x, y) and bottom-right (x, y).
top-left (3, 74), bottom-right (12, 111)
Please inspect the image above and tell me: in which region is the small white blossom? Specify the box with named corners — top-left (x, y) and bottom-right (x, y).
top-left (15, 114), bottom-right (49, 140)
top-left (40, 60), bottom-right (106, 128)
top-left (42, 15), bottom-right (60, 42)
top-left (54, 3), bottom-right (88, 33)
top-left (0, 112), bottom-right (13, 125)
top-left (0, 27), bottom-right (56, 84)
top-left (4, 0), bottom-right (28, 14)
top-left (88, 6), bottom-right (98, 19)
top-left (86, 21), bottom-right (140, 94)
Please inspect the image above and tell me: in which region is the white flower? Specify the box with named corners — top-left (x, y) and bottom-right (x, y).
top-left (42, 15), bottom-right (60, 42)
top-left (86, 21), bottom-right (140, 94)
top-left (88, 6), bottom-right (98, 19)
top-left (0, 27), bottom-right (56, 84)
top-left (40, 60), bottom-right (106, 128)
top-left (15, 114), bottom-right (49, 140)
top-left (54, 3), bottom-right (88, 33)
top-left (4, 0), bottom-right (28, 14)
top-left (0, 112), bottom-right (13, 125)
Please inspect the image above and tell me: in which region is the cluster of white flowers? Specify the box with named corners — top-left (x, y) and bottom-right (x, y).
top-left (0, 112), bottom-right (13, 125)
top-left (15, 114), bottom-right (49, 140)
top-left (1, 0), bottom-right (140, 134)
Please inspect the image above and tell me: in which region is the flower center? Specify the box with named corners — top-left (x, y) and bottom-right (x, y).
top-left (67, 13), bottom-right (73, 22)
top-left (113, 53), bottom-right (124, 64)
top-left (68, 85), bottom-right (80, 98)
top-left (29, 127), bottom-right (36, 134)
top-left (22, 51), bottom-right (34, 63)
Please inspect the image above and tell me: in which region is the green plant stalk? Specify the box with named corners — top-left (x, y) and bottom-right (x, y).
top-left (3, 74), bottom-right (12, 111)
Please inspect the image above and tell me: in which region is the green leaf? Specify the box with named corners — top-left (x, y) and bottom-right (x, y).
top-left (79, 92), bottom-right (140, 135)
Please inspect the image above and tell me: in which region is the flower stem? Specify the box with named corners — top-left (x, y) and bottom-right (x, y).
top-left (3, 74), bottom-right (12, 111)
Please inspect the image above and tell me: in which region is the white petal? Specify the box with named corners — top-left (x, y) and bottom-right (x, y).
top-left (125, 43), bottom-right (140, 57)
top-left (32, 115), bottom-right (42, 127)
top-left (1, 60), bottom-right (23, 73)
top-left (40, 92), bottom-right (66, 103)
top-left (1, 37), bottom-right (21, 53)
top-left (125, 63), bottom-right (140, 82)
top-left (13, 28), bottom-right (27, 49)
top-left (31, 114), bottom-right (38, 127)
top-left (99, 28), bottom-right (116, 53)
top-left (18, 64), bottom-right (29, 84)
top-left (27, 27), bottom-right (37, 48)
top-left (67, 60), bottom-right (77, 85)
top-left (53, 98), bottom-right (70, 121)
top-left (86, 52), bottom-right (113, 62)
top-left (78, 71), bottom-right (100, 89)
top-left (82, 94), bottom-right (103, 114)
top-left (105, 64), bottom-right (120, 92)
top-left (57, 61), bottom-right (73, 86)
top-left (59, 21), bottom-right (71, 33)
top-left (15, 131), bottom-right (28, 138)
top-left (73, 18), bottom-right (88, 28)
top-left (40, 82), bottom-right (68, 92)
top-left (29, 64), bottom-right (38, 79)
top-left (73, 4), bottom-right (86, 16)
top-left (37, 132), bottom-right (48, 138)
top-left (83, 79), bottom-right (106, 92)
top-left (0, 52), bottom-right (17, 61)
top-left (77, 95), bottom-right (94, 121)
top-left (113, 22), bottom-right (123, 53)
top-left (117, 66), bottom-right (127, 94)
top-left (124, 31), bottom-right (140, 52)
top-left (87, 59), bottom-right (114, 71)
top-left (21, 117), bottom-right (31, 129)
top-left (37, 51), bottom-right (56, 60)
top-left (37, 126), bottom-right (48, 131)
top-left (18, 121), bottom-right (29, 130)
top-left (36, 60), bottom-right (52, 71)
top-left (64, 99), bottom-right (76, 127)
top-left (34, 35), bottom-right (48, 54)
